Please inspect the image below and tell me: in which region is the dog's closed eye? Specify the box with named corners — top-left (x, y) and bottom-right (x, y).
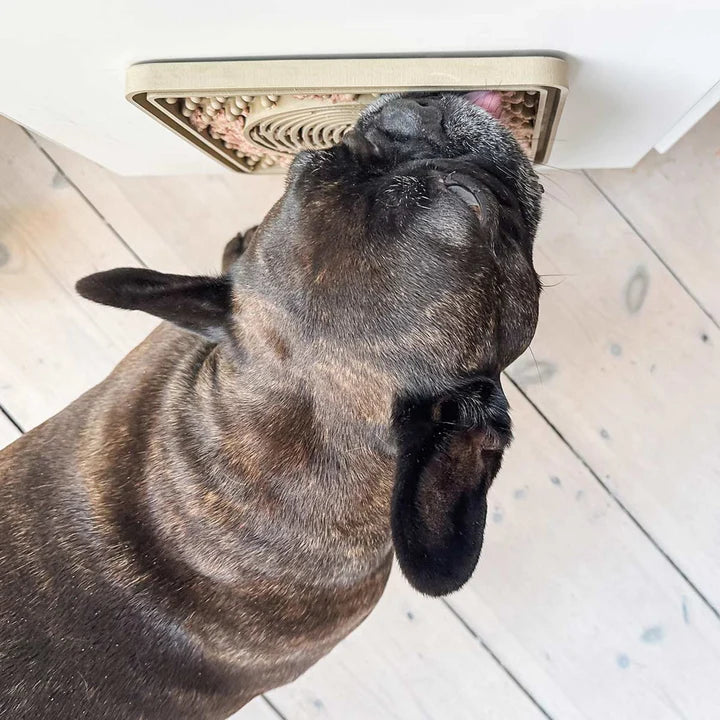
top-left (442, 174), bottom-right (488, 222)
top-left (446, 182), bottom-right (481, 208)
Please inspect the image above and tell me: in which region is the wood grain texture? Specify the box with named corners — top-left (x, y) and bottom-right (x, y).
top-left (36, 136), bottom-right (285, 275)
top-left (266, 570), bottom-right (545, 720)
top-left (449, 382), bottom-right (720, 720)
top-left (509, 168), bottom-right (720, 611)
top-left (0, 118), bottom-right (156, 429)
top-left (228, 698), bottom-right (283, 720)
top-left (587, 103), bottom-right (720, 324)
top-left (0, 413), bottom-right (21, 449)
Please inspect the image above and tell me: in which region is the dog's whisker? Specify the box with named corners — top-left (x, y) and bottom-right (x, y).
top-left (535, 163), bottom-right (580, 175)
top-left (528, 345), bottom-right (543, 386)
top-left (541, 188), bottom-right (577, 214)
top-left (536, 172), bottom-right (572, 200)
top-left (538, 272), bottom-right (574, 289)
top-left (539, 278), bottom-right (567, 288)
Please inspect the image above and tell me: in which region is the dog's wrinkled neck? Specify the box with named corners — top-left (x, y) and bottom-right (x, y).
top-left (140, 315), bottom-right (396, 587)
top-left (227, 289), bottom-right (397, 428)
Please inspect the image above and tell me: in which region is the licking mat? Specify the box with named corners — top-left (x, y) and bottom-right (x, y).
top-left (127, 57), bottom-right (567, 173)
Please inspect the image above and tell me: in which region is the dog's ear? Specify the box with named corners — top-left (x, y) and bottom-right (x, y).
top-left (76, 268), bottom-right (232, 342)
top-left (391, 376), bottom-right (512, 596)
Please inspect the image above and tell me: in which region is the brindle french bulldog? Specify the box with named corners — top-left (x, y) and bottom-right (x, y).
top-left (0, 93), bottom-right (542, 719)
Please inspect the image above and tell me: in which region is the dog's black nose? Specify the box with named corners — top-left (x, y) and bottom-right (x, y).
top-left (376, 98), bottom-right (443, 139)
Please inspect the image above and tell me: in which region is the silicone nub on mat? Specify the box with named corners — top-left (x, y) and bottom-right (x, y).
top-left (127, 57), bottom-right (567, 173)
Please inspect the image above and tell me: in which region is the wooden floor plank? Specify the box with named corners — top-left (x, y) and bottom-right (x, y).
top-left (509, 168), bottom-right (720, 610)
top-left (36, 136), bottom-right (285, 275)
top-left (0, 118), bottom-right (157, 429)
top-left (266, 570), bottom-right (545, 720)
top-left (228, 698), bottom-right (283, 720)
top-left (0, 412), bottom-right (21, 449)
top-left (449, 381), bottom-right (720, 720)
top-left (587, 103), bottom-right (720, 324)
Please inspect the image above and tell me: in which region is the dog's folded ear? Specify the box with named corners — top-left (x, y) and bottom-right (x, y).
top-left (391, 376), bottom-right (512, 597)
top-left (76, 268), bottom-right (232, 342)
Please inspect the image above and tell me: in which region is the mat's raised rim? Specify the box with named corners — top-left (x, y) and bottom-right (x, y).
top-left (126, 56), bottom-right (568, 170)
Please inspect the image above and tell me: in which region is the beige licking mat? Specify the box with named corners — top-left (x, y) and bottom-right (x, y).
top-left (127, 57), bottom-right (568, 173)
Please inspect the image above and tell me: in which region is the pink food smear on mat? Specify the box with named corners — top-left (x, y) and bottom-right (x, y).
top-left (187, 91), bottom-right (533, 167)
top-left (293, 93), bottom-right (357, 103)
top-left (190, 108), bottom-right (291, 166)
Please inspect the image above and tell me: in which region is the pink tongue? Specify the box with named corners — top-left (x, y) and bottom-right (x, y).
top-left (464, 91), bottom-right (503, 120)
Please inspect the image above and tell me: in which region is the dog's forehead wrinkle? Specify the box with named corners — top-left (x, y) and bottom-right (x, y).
top-left (252, 182), bottom-right (529, 389)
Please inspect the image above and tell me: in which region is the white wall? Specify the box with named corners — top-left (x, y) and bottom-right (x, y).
top-left (0, 0), bottom-right (718, 174)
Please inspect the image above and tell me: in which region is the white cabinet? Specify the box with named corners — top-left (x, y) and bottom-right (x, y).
top-left (0, 0), bottom-right (717, 174)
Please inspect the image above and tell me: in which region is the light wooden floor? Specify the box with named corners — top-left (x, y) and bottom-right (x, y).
top-left (1, 106), bottom-right (719, 720)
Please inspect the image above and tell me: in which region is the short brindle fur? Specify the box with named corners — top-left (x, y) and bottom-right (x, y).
top-left (0, 93), bottom-right (542, 718)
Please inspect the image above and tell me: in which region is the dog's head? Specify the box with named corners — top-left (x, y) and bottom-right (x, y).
top-left (77, 93), bottom-right (542, 596)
